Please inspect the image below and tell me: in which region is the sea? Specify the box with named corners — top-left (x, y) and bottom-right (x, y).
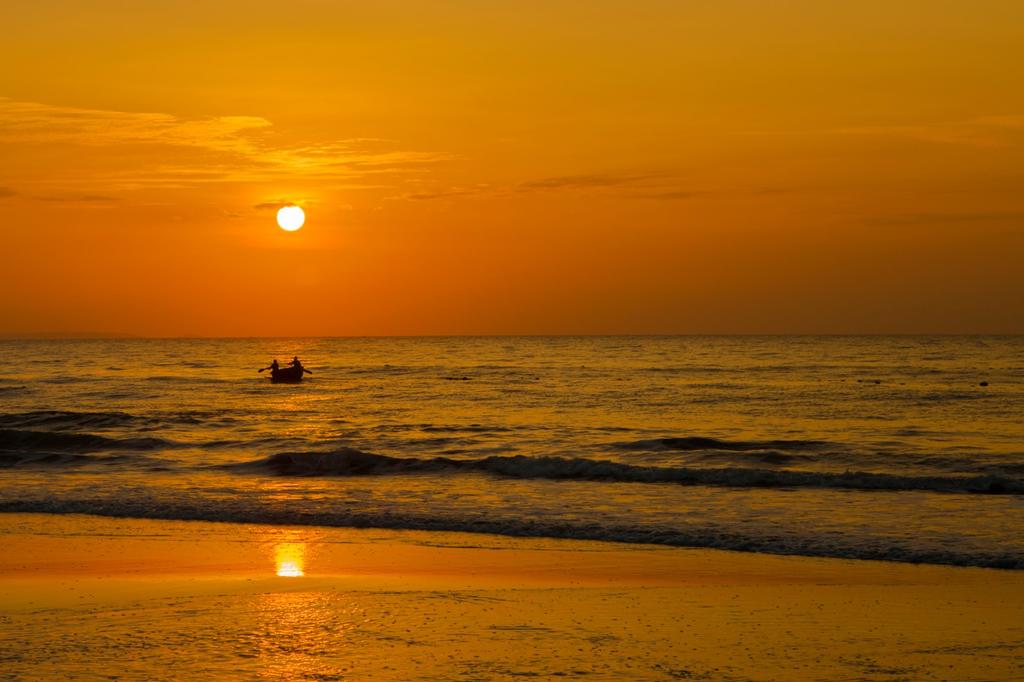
top-left (0, 336), bottom-right (1021, 569)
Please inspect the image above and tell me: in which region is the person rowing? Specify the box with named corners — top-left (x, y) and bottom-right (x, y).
top-left (258, 357), bottom-right (312, 381)
top-left (289, 356), bottom-right (312, 374)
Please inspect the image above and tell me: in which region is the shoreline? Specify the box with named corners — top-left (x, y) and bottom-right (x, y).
top-left (3, 502), bottom-right (1020, 571)
top-left (4, 511), bottom-right (1008, 583)
top-left (3, 512), bottom-right (1023, 680)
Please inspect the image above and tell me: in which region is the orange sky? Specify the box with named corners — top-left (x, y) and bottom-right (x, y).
top-left (1, 1), bottom-right (1022, 336)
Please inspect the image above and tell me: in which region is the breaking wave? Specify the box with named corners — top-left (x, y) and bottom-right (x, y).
top-left (0, 410), bottom-right (142, 430)
top-left (615, 437), bottom-right (828, 452)
top-left (0, 498), bottom-right (1018, 569)
top-left (0, 409), bottom-right (247, 432)
top-left (0, 428), bottom-right (174, 453)
top-left (0, 451), bottom-right (156, 468)
top-left (234, 448), bottom-right (1024, 495)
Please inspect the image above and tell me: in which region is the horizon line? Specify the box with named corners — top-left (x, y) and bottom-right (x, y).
top-left (2, 332), bottom-right (1022, 341)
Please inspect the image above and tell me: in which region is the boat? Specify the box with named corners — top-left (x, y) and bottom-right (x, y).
top-left (270, 365), bottom-right (304, 383)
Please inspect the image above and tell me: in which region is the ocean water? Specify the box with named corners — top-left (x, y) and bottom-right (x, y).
top-left (0, 336), bottom-right (1021, 568)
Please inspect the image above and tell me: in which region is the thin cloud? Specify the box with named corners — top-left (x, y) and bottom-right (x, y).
top-left (631, 185), bottom-right (800, 200)
top-left (36, 194), bottom-right (120, 203)
top-left (833, 117), bottom-right (1024, 147)
top-left (403, 174), bottom-right (700, 200)
top-left (0, 187), bottom-right (16, 198)
top-left (866, 211), bottom-right (1024, 226)
top-left (403, 185), bottom-right (491, 200)
top-left (745, 115), bottom-right (1024, 148)
top-left (519, 172), bottom-right (668, 191)
top-left (253, 197), bottom-right (316, 209)
top-left (517, 172), bottom-right (794, 201)
top-left (0, 98), bottom-right (271, 148)
top-left (0, 98), bottom-right (447, 190)
top-left (630, 190), bottom-right (704, 200)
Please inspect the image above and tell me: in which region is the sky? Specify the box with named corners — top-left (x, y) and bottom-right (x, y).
top-left (1, 0), bottom-right (1022, 336)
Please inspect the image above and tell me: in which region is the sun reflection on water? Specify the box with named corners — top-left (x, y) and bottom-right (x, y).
top-left (275, 542), bottom-right (306, 577)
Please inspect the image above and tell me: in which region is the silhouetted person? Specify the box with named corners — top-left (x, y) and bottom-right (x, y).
top-left (288, 356), bottom-right (312, 374)
top-left (262, 359), bottom-right (280, 372)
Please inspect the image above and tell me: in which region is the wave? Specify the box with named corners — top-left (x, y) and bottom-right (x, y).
top-left (695, 450), bottom-right (811, 465)
top-left (143, 375), bottom-right (231, 384)
top-left (0, 428), bottom-right (174, 453)
top-left (614, 436), bottom-right (827, 452)
top-left (1, 500), bottom-right (1018, 569)
top-left (419, 424), bottom-right (516, 434)
top-left (0, 410), bottom-right (141, 430)
top-left (233, 449), bottom-right (1024, 495)
top-left (0, 451), bottom-right (155, 468)
top-left (0, 409), bottom-right (243, 431)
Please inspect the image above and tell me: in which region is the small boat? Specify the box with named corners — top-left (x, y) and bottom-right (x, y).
top-left (270, 365), bottom-right (304, 383)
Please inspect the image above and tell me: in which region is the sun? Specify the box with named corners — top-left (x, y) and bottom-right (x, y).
top-left (276, 205), bottom-right (305, 232)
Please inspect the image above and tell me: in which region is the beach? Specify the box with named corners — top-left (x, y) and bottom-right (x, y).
top-left (2, 513), bottom-right (1022, 681)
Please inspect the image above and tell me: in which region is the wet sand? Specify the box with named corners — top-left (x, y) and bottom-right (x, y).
top-left (1, 514), bottom-right (1022, 681)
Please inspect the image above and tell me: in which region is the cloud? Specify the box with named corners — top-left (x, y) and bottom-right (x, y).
top-left (400, 174), bottom-right (707, 200)
top-left (518, 172), bottom-right (668, 191)
top-left (833, 117), bottom-right (1024, 147)
top-left (0, 187), bottom-right (16, 198)
top-left (403, 185), bottom-right (491, 200)
top-left (0, 98), bottom-right (271, 149)
top-left (516, 172), bottom-right (794, 201)
top-left (253, 198), bottom-right (318, 210)
top-left (631, 185), bottom-right (799, 201)
top-left (36, 194), bottom-right (119, 203)
top-left (0, 98), bottom-right (447, 191)
top-left (630, 190), bottom-right (703, 200)
top-left (746, 115), bottom-right (1024, 148)
top-left (866, 211), bottom-right (1024, 226)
